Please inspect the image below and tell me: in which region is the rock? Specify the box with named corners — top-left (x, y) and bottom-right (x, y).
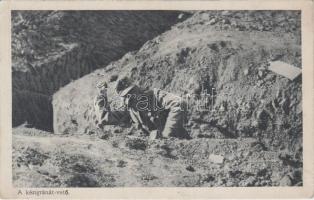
top-left (216, 177), bottom-right (226, 186)
top-left (113, 127), bottom-right (123, 133)
top-left (87, 129), bottom-right (95, 135)
top-left (157, 148), bottom-right (175, 159)
top-left (21, 121), bottom-right (33, 128)
top-left (222, 25), bottom-right (230, 30)
top-left (260, 180), bottom-right (270, 186)
top-left (236, 24), bottom-right (246, 31)
top-left (270, 53), bottom-right (284, 61)
top-left (208, 154), bottom-right (224, 164)
top-left (230, 20), bottom-right (237, 26)
top-left (264, 73), bottom-right (276, 82)
top-left (221, 11), bottom-right (231, 16)
top-left (186, 165), bottom-right (195, 172)
top-left (191, 123), bottom-right (200, 129)
top-left (109, 74), bottom-right (118, 82)
top-left (186, 120), bottom-right (194, 127)
top-left (141, 174), bottom-right (157, 181)
top-left (200, 124), bottom-right (209, 132)
top-left (66, 174), bottom-right (99, 187)
top-left (225, 181), bottom-right (234, 187)
top-left (222, 19), bottom-right (230, 25)
top-left (228, 170), bottom-right (242, 178)
top-left (258, 70), bottom-right (264, 78)
top-left (190, 129), bottom-right (201, 138)
top-left (208, 18), bottom-right (218, 25)
top-left (241, 176), bottom-right (256, 186)
top-left (243, 68), bottom-right (249, 76)
top-left (223, 163), bottom-right (231, 171)
top-left (112, 141), bottom-right (119, 148)
top-left (217, 119), bottom-right (228, 128)
top-left (251, 141), bottom-right (267, 151)
top-left (259, 65), bottom-right (267, 71)
top-left (178, 13), bottom-right (184, 19)
top-left (201, 174), bottom-right (215, 183)
top-left (226, 154), bottom-right (236, 161)
top-left (243, 151), bottom-right (252, 158)
top-left (257, 168), bottom-right (268, 177)
top-left (208, 43), bottom-right (219, 51)
top-left (99, 134), bottom-right (109, 140)
top-left (117, 160), bottom-right (127, 168)
top-left (296, 102), bottom-right (302, 114)
top-left (280, 175), bottom-right (293, 186)
top-left (257, 24), bottom-right (264, 31)
top-left (50, 175), bottom-right (58, 179)
top-left (219, 104), bottom-right (226, 112)
top-left (125, 137), bottom-right (147, 151)
top-left (37, 169), bottom-right (49, 176)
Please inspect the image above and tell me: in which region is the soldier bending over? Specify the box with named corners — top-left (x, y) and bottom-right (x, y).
top-left (94, 76), bottom-right (190, 139)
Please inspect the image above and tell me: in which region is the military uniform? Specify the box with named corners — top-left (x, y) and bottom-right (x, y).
top-left (93, 94), bottom-right (131, 127)
top-left (94, 77), bottom-right (190, 139)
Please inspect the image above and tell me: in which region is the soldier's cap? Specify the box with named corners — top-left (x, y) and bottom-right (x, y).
top-left (96, 81), bottom-right (108, 89)
top-left (115, 76), bottom-right (136, 97)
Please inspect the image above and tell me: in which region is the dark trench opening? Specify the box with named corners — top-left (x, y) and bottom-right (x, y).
top-left (11, 10), bottom-right (191, 133)
top-left (12, 90), bottom-right (54, 132)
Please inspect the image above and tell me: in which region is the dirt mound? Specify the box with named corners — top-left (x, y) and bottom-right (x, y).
top-left (12, 11), bottom-right (187, 130)
top-left (54, 11), bottom-right (302, 151)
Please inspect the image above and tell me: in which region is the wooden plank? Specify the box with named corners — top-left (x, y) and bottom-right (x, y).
top-left (268, 61), bottom-right (301, 81)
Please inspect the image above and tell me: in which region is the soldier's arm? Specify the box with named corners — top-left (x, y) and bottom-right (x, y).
top-left (93, 95), bottom-right (130, 128)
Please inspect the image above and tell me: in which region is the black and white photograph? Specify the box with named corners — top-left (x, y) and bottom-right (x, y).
top-left (0, 0), bottom-right (312, 197)
top-left (10, 9), bottom-right (304, 188)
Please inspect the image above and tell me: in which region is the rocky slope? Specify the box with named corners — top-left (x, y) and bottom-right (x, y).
top-left (13, 11), bottom-right (302, 187)
top-left (12, 11), bottom-right (187, 130)
top-left (54, 11), bottom-right (302, 150)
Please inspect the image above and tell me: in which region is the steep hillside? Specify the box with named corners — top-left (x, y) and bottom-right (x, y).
top-left (54, 11), bottom-right (302, 150)
top-left (12, 11), bottom-right (187, 130)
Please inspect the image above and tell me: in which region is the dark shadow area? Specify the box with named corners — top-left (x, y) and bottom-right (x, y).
top-left (12, 90), bottom-right (53, 131)
top-left (11, 10), bottom-right (191, 132)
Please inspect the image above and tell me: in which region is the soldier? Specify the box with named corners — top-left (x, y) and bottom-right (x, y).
top-left (94, 76), bottom-right (190, 139)
top-left (94, 80), bottom-right (130, 128)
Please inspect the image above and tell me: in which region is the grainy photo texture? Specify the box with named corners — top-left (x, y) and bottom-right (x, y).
top-left (12, 10), bottom-right (302, 187)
